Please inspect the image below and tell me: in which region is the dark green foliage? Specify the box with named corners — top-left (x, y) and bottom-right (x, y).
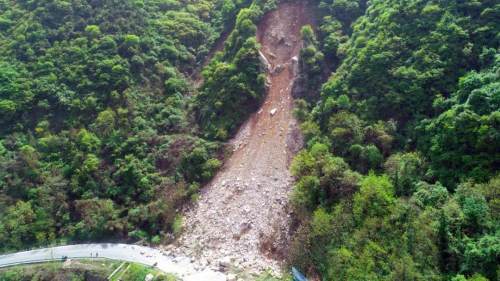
top-left (290, 142), bottom-right (361, 216)
top-left (289, 0), bottom-right (499, 280)
top-left (319, 0), bottom-right (367, 33)
top-left (195, 3), bottom-right (267, 140)
top-left (0, 0), bottom-right (248, 252)
top-left (320, 0), bottom-right (499, 130)
top-left (419, 56), bottom-right (500, 188)
top-left (292, 25), bottom-right (325, 101)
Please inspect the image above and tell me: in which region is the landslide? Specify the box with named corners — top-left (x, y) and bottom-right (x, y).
top-left (171, 1), bottom-right (314, 274)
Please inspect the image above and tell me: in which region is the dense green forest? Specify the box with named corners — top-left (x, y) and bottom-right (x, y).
top-left (289, 0), bottom-right (499, 280)
top-left (0, 0), bottom-right (498, 280)
top-left (0, 0), bottom-right (275, 251)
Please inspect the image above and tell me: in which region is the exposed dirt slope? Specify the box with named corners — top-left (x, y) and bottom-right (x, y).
top-left (171, 2), bottom-right (313, 274)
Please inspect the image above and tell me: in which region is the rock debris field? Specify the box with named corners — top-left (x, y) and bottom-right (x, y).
top-left (165, 2), bottom-right (314, 277)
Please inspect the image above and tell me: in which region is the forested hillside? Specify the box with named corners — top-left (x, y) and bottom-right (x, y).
top-left (0, 0), bottom-right (498, 280)
top-left (0, 0), bottom-right (267, 252)
top-left (289, 0), bottom-right (499, 280)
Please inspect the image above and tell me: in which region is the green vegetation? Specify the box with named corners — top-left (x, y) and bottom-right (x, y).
top-left (195, 0), bottom-right (275, 140)
top-left (0, 0), bottom-right (498, 280)
top-left (229, 269), bottom-right (292, 281)
top-left (289, 0), bottom-right (499, 280)
top-left (0, 0), bottom-right (268, 252)
top-left (111, 263), bottom-right (177, 281)
top-left (292, 25), bottom-right (326, 101)
top-left (0, 260), bottom-right (175, 281)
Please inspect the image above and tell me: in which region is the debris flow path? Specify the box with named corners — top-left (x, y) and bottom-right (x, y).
top-left (171, 2), bottom-right (313, 275)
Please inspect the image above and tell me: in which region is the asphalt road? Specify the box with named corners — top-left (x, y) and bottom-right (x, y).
top-left (0, 243), bottom-right (226, 281)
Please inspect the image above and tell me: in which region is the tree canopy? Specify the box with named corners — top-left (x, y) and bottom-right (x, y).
top-left (289, 0), bottom-right (499, 280)
top-left (0, 0), bottom-right (261, 251)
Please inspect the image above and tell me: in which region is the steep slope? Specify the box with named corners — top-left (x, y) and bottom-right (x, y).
top-left (171, 2), bottom-right (313, 274)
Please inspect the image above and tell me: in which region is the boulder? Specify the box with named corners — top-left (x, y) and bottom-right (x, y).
top-left (273, 64), bottom-right (284, 74)
top-left (219, 257), bottom-right (231, 272)
top-left (258, 51), bottom-right (271, 71)
top-left (145, 273), bottom-right (154, 281)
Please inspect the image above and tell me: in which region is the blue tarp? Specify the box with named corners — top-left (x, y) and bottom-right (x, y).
top-left (292, 267), bottom-right (308, 281)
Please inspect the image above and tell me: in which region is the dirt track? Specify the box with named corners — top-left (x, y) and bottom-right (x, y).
top-left (172, 2), bottom-right (313, 274)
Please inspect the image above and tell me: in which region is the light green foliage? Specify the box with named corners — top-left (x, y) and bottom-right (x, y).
top-left (452, 274), bottom-right (489, 281)
top-left (94, 108), bottom-right (116, 137)
top-left (291, 142), bottom-right (360, 216)
top-left (0, 201), bottom-right (38, 250)
top-left (0, 62), bottom-right (31, 124)
top-left (320, 0), bottom-right (499, 128)
top-left (353, 174), bottom-right (394, 221)
top-left (328, 111), bottom-right (363, 154)
top-left (202, 158), bottom-right (222, 180)
top-left (85, 25), bottom-right (101, 39)
top-left (293, 99), bottom-right (310, 122)
top-left (121, 264), bottom-right (149, 281)
top-left (181, 145), bottom-right (221, 182)
top-left (412, 181), bottom-right (449, 208)
top-left (82, 154), bottom-right (100, 173)
top-left (172, 215), bottom-right (183, 237)
top-left (462, 234), bottom-right (500, 279)
top-left (77, 129), bottom-right (101, 152)
top-left (384, 152), bottom-right (427, 196)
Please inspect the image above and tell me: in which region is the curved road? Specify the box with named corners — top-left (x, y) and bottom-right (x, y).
top-left (0, 244), bottom-right (225, 281)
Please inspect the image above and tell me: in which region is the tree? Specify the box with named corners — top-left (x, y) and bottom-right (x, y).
top-left (412, 181), bottom-right (449, 208)
top-left (85, 25), bottom-right (101, 39)
top-left (327, 111), bottom-right (363, 155)
top-left (384, 152), bottom-right (426, 196)
top-left (419, 56), bottom-right (500, 188)
top-left (292, 25), bottom-right (325, 101)
top-left (0, 0), bottom-right (230, 251)
top-left (462, 234), bottom-right (500, 280)
top-left (353, 173), bottom-right (394, 222)
top-left (195, 11), bottom-right (265, 140)
top-left (74, 199), bottom-right (120, 240)
top-left (0, 201), bottom-right (36, 251)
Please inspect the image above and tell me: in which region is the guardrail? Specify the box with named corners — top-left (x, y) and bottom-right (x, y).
top-left (0, 257), bottom-right (105, 268)
top-left (0, 240), bottom-right (144, 256)
top-left (292, 267), bottom-right (308, 281)
top-left (0, 256), bottom-right (154, 271)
